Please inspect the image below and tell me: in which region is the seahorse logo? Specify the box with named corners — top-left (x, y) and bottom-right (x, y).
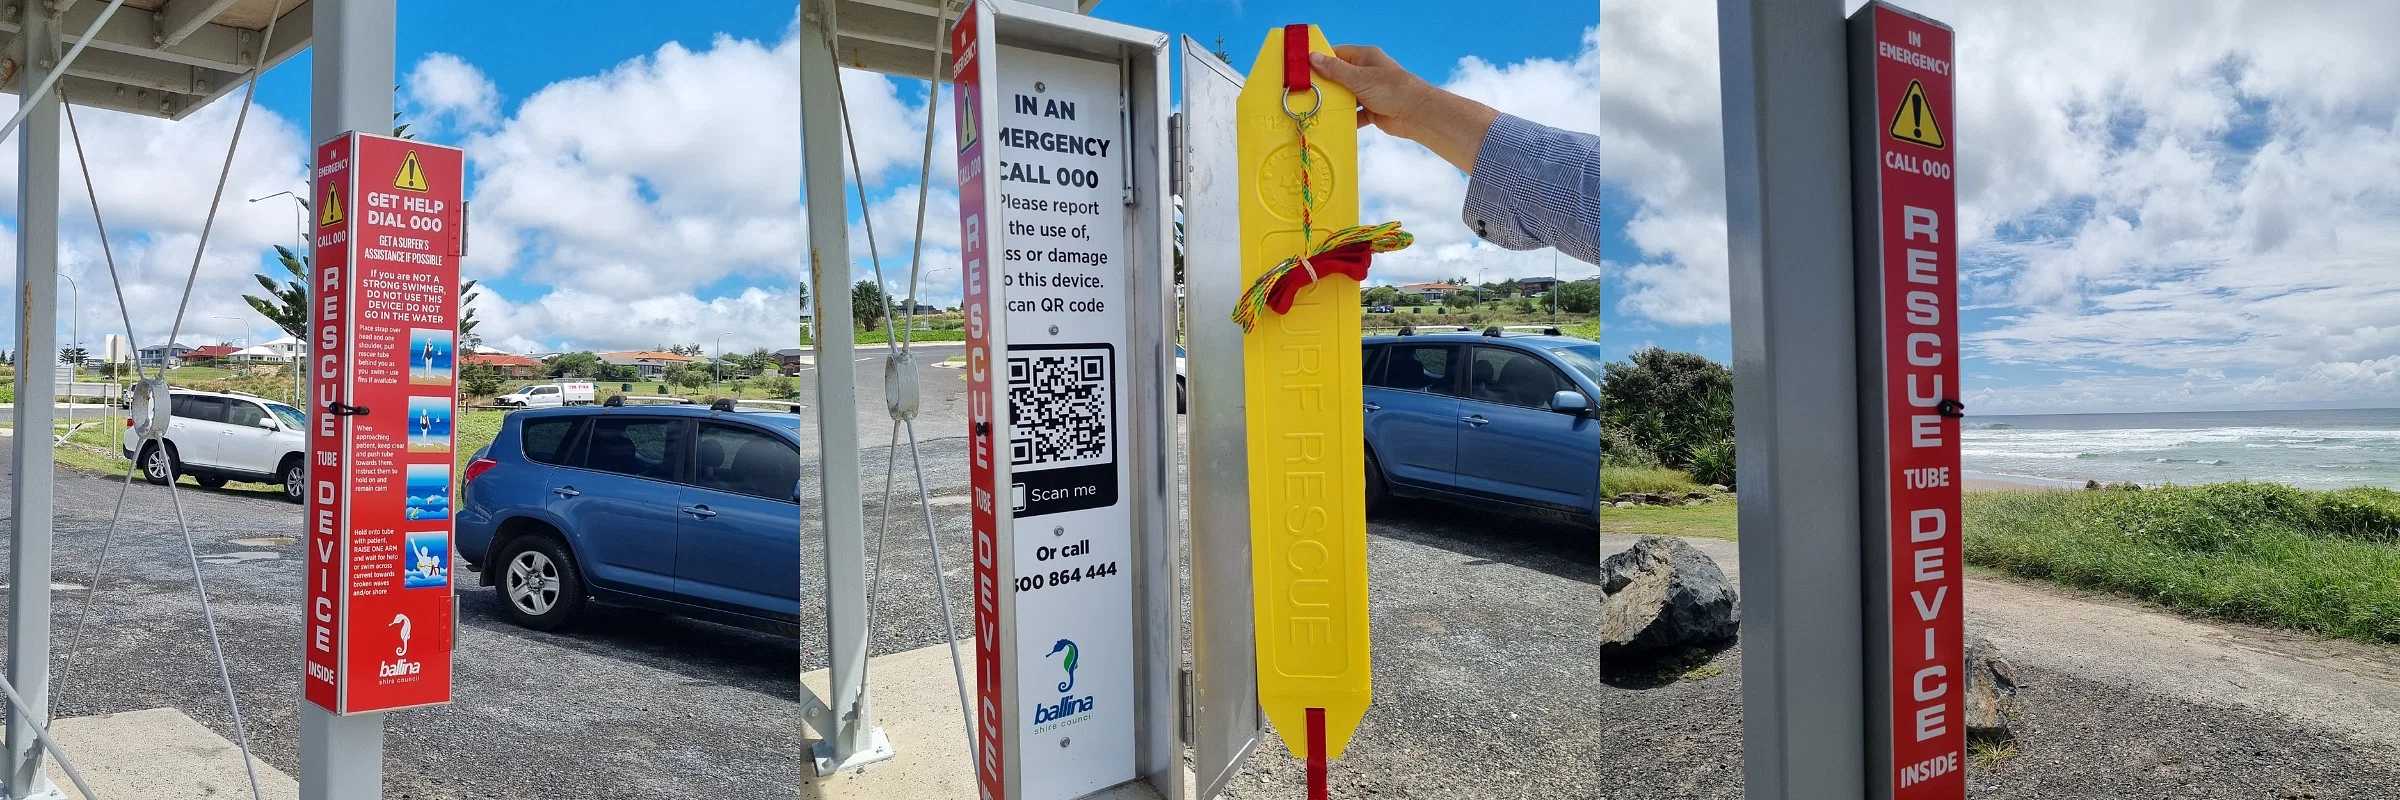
top-left (1046, 639), bottom-right (1079, 693)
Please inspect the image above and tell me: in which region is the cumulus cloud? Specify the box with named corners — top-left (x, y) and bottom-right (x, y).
top-left (405, 53), bottom-right (504, 133)
top-left (1604, 0), bottom-right (2400, 412)
top-left (0, 91), bottom-right (313, 351)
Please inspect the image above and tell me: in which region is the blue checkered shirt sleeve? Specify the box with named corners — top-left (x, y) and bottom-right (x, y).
top-left (1459, 113), bottom-right (1603, 266)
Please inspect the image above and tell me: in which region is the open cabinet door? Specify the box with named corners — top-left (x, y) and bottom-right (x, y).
top-left (1178, 34), bottom-right (1264, 800)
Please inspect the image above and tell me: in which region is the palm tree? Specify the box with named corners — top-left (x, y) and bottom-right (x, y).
top-left (243, 245), bottom-right (309, 340)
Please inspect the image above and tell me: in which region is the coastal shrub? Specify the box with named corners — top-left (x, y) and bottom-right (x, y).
top-left (2312, 488), bottom-right (2400, 543)
top-left (1599, 347), bottom-right (1734, 473)
top-left (1601, 425), bottom-right (1660, 468)
top-left (2188, 481), bottom-right (2318, 529)
top-left (1687, 438), bottom-right (1737, 488)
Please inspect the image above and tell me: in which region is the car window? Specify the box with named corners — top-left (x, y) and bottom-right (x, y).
top-left (531, 386), bottom-right (556, 395)
top-left (1370, 344), bottom-right (1457, 395)
top-left (579, 416), bottom-right (686, 482)
top-left (267, 403), bottom-right (304, 429)
top-left (224, 401), bottom-right (267, 427)
top-left (693, 423), bottom-right (799, 501)
top-left (520, 417), bottom-right (584, 466)
top-left (1549, 344), bottom-right (1604, 385)
top-left (1469, 346), bottom-right (1570, 409)
top-left (1361, 344), bottom-right (1386, 382)
top-left (171, 395), bottom-right (227, 423)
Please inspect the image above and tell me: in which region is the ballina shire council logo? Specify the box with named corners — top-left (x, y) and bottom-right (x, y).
top-left (1033, 638), bottom-right (1094, 726)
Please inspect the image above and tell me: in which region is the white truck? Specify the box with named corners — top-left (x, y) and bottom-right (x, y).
top-left (494, 381), bottom-right (595, 408)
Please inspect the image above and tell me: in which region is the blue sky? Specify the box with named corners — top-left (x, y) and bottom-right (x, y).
top-left (135, 0), bottom-right (1596, 363)
top-left (1600, 0), bottom-right (2400, 413)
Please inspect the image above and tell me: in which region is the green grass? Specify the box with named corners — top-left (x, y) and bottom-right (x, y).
top-left (1603, 499), bottom-right (1738, 541)
top-left (1964, 485), bottom-right (2400, 644)
top-left (1600, 480), bottom-right (2400, 644)
top-left (798, 327), bottom-right (968, 346)
top-left (455, 409), bottom-right (507, 476)
top-left (1602, 466), bottom-right (1705, 496)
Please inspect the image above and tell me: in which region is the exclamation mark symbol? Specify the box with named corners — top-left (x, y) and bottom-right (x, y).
top-left (1911, 92), bottom-right (1925, 141)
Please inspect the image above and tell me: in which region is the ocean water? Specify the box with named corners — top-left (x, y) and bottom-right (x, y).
top-left (1963, 408), bottom-right (2400, 490)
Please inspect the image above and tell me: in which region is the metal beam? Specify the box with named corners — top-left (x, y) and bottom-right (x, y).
top-left (157, 0), bottom-right (243, 48)
top-left (172, 1), bottom-right (309, 121)
top-left (301, 1), bottom-right (391, 798)
top-left (0, 0), bottom-right (310, 82)
top-left (56, 74), bottom-right (202, 118)
top-left (800, 0), bottom-right (892, 775)
top-left (834, 36), bottom-right (942, 81)
top-left (1717, 1), bottom-right (1867, 799)
top-left (6, 3), bottom-right (62, 798)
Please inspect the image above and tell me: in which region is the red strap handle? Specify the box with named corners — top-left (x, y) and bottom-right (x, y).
top-left (1284, 23), bottom-right (1312, 92)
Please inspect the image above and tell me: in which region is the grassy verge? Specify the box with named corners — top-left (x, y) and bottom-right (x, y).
top-left (1603, 466), bottom-right (1704, 496)
top-left (1599, 481), bottom-right (2400, 644)
top-left (1965, 485), bottom-right (2400, 644)
top-left (455, 409), bottom-right (507, 475)
top-left (1603, 500), bottom-right (1738, 541)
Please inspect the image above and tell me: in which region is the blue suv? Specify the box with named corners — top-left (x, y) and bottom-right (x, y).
top-left (1362, 331), bottom-right (1605, 524)
top-left (457, 404), bottom-right (804, 633)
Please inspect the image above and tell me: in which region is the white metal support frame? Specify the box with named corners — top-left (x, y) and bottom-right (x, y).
top-left (6, 2), bottom-right (65, 796)
top-left (1717, 0), bottom-right (1868, 798)
top-left (301, 0), bottom-right (396, 797)
top-left (797, 0), bottom-right (893, 774)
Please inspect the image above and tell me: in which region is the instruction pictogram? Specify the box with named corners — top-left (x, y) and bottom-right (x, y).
top-left (1888, 79), bottom-right (1944, 149)
top-left (319, 187), bottom-right (344, 226)
top-left (393, 149), bottom-right (430, 191)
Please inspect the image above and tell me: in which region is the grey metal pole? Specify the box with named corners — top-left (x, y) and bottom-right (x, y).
top-left (1717, 1), bottom-right (1867, 798)
top-left (6, 4), bottom-right (64, 797)
top-left (797, 0), bottom-right (886, 773)
top-left (303, 0), bottom-right (396, 797)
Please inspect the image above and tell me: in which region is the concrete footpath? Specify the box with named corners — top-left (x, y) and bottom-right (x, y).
top-left (47, 707), bottom-right (300, 799)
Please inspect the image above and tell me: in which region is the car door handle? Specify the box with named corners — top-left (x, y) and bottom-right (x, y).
top-left (1459, 415), bottom-right (1489, 427)
top-left (551, 486), bottom-right (580, 498)
top-left (1363, 402), bottom-right (1381, 412)
top-left (681, 505), bottom-right (718, 519)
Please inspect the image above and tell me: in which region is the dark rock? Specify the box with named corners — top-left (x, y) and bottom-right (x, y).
top-left (1598, 537), bottom-right (1740, 666)
top-left (1964, 635), bottom-right (2019, 739)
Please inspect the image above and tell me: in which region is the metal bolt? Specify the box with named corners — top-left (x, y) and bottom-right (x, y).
top-left (238, 50), bottom-right (253, 62)
top-left (1059, 737), bottom-right (1071, 748)
top-left (1048, 325), bottom-right (1059, 335)
top-left (1035, 81), bottom-right (1046, 93)
top-left (195, 80), bottom-right (208, 92)
top-left (36, 58), bottom-right (51, 69)
top-left (1053, 526), bottom-right (1064, 537)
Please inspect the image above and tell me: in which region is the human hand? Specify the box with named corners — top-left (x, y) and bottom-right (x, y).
top-left (1309, 45), bottom-right (1499, 173)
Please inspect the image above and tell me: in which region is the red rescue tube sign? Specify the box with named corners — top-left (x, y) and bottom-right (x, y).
top-left (1852, 3), bottom-right (1963, 797)
top-left (305, 131), bottom-right (465, 715)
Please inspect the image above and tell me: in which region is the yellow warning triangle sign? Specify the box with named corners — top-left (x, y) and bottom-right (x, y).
top-left (393, 150), bottom-right (430, 192)
top-left (1889, 79), bottom-right (1944, 149)
top-left (319, 188), bottom-right (343, 226)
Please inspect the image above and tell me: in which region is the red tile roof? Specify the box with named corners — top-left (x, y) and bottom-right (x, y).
top-left (182, 345), bottom-right (241, 359)
top-left (465, 352), bottom-right (542, 368)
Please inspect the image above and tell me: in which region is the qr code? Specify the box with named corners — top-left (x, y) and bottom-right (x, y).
top-left (1007, 346), bottom-right (1114, 471)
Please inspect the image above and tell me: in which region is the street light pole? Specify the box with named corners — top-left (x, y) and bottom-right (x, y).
top-left (715, 332), bottom-right (733, 384)
top-left (56, 271), bottom-right (76, 422)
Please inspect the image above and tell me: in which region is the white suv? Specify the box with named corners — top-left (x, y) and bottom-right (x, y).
top-left (123, 389), bottom-right (308, 502)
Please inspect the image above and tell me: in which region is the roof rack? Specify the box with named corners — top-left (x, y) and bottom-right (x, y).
top-left (1397, 325), bottom-right (1416, 336)
top-left (1482, 326), bottom-right (1504, 337)
top-left (602, 395), bottom-right (692, 407)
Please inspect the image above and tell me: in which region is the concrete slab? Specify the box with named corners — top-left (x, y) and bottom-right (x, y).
top-left (799, 638), bottom-right (1171, 800)
top-left (44, 707), bottom-right (299, 800)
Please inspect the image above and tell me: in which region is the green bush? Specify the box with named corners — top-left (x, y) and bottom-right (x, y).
top-left (2097, 487), bottom-right (2246, 552)
top-left (1687, 438), bottom-right (1736, 487)
top-left (1600, 347), bottom-right (1734, 474)
top-left (2313, 487), bottom-right (2400, 543)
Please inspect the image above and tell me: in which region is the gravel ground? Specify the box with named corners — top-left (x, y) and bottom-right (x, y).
top-left (4, 346), bottom-right (2389, 798)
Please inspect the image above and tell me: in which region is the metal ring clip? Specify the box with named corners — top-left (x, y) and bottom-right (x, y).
top-left (1281, 84), bottom-right (1322, 124)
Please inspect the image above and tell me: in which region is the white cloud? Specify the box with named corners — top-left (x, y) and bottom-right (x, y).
top-left (0, 90), bottom-right (314, 351)
top-left (405, 53), bottom-right (503, 133)
top-left (1603, 0), bottom-right (2400, 411)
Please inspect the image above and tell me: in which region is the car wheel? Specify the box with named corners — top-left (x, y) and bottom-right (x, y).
top-left (1365, 451), bottom-right (1390, 515)
top-left (280, 459), bottom-right (306, 503)
top-left (497, 535), bottom-right (587, 632)
top-left (195, 474), bottom-right (228, 489)
top-left (139, 443), bottom-right (174, 486)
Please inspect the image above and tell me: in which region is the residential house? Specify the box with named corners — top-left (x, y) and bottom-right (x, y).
top-left (775, 347), bottom-right (810, 375)
top-left (1396, 281), bottom-right (1468, 304)
top-left (464, 352), bottom-right (543, 380)
top-left (1515, 276), bottom-right (1560, 296)
top-left (229, 345), bottom-right (287, 364)
top-left (599, 350), bottom-right (700, 380)
top-left (179, 344), bottom-right (242, 364)
top-left (259, 334), bottom-right (305, 363)
top-left (137, 342), bottom-right (196, 367)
